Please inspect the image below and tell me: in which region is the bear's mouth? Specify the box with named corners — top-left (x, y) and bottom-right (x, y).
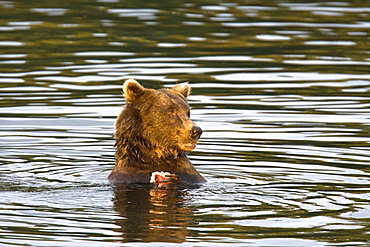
top-left (180, 142), bottom-right (197, 151)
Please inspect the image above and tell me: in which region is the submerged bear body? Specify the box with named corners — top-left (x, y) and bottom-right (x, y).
top-left (108, 79), bottom-right (206, 185)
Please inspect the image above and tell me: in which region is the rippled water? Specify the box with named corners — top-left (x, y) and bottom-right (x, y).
top-left (1, 0), bottom-right (370, 246)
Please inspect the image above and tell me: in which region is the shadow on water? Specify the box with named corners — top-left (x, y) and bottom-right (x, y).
top-left (111, 184), bottom-right (196, 243)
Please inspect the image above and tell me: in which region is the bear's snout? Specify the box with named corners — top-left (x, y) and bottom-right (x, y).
top-left (190, 126), bottom-right (202, 140)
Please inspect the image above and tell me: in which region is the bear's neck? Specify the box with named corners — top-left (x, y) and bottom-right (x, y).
top-left (115, 135), bottom-right (186, 167)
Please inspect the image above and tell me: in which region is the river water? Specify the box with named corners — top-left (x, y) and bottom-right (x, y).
top-left (1, 0), bottom-right (370, 246)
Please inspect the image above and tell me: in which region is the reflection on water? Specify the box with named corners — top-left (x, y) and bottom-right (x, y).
top-left (1, 0), bottom-right (370, 246)
top-left (112, 185), bottom-right (195, 243)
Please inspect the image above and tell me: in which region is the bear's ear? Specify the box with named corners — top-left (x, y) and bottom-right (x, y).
top-left (122, 79), bottom-right (145, 101)
top-left (171, 82), bottom-right (191, 98)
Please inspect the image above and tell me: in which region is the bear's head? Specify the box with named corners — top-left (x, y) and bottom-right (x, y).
top-left (115, 79), bottom-right (202, 163)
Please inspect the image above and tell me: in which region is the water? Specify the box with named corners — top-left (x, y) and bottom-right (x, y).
top-left (1, 0), bottom-right (370, 246)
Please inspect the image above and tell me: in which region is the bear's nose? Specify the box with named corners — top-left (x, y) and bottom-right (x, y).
top-left (190, 126), bottom-right (202, 139)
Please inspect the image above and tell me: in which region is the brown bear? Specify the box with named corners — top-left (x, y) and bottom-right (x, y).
top-left (108, 79), bottom-right (206, 185)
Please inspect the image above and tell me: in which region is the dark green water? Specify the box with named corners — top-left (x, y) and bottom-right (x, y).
top-left (1, 0), bottom-right (370, 246)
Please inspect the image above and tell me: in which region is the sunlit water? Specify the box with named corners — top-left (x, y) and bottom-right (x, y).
top-left (1, 0), bottom-right (370, 246)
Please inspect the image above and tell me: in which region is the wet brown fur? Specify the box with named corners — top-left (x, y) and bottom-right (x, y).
top-left (108, 79), bottom-right (206, 184)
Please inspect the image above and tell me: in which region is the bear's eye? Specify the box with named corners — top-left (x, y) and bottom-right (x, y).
top-left (167, 107), bottom-right (175, 115)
